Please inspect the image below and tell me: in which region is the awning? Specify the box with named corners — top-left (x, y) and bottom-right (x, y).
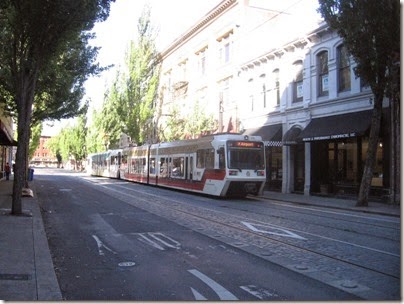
top-left (298, 110), bottom-right (372, 142)
top-left (0, 121), bottom-right (17, 146)
top-left (243, 124), bottom-right (282, 146)
top-left (282, 127), bottom-right (302, 145)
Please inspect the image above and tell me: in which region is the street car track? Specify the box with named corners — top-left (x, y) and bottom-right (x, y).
top-left (85, 177), bottom-right (399, 281)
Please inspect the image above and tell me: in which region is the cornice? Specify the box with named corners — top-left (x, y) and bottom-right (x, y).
top-left (160, 0), bottom-right (238, 59)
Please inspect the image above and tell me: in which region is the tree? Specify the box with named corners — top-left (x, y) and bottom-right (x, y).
top-left (94, 77), bottom-right (126, 149)
top-left (116, 4), bottom-right (160, 145)
top-left (184, 101), bottom-right (216, 139)
top-left (318, 0), bottom-right (400, 206)
top-left (0, 0), bottom-right (114, 214)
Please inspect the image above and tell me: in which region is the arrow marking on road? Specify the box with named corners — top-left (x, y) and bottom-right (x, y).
top-left (92, 234), bottom-right (117, 256)
top-left (241, 221), bottom-right (306, 240)
top-left (188, 269), bottom-right (238, 300)
top-left (190, 287), bottom-right (207, 300)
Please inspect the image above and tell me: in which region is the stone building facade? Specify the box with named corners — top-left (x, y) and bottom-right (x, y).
top-left (156, 0), bottom-right (396, 200)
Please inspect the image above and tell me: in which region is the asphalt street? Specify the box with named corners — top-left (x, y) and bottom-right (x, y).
top-left (36, 169), bottom-right (366, 301)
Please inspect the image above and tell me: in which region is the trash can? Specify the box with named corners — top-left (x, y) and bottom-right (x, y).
top-left (28, 168), bottom-right (34, 181)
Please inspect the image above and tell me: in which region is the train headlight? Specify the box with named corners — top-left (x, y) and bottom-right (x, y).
top-left (229, 170), bottom-right (238, 176)
top-left (256, 170), bottom-right (265, 176)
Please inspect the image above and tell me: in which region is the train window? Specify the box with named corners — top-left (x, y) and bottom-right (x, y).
top-left (172, 157), bottom-right (184, 178)
top-left (227, 142), bottom-right (265, 170)
top-left (196, 149), bottom-right (214, 169)
top-left (160, 158), bottom-right (168, 177)
top-left (149, 158), bottom-right (156, 174)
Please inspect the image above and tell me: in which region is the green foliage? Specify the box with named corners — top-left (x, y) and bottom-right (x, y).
top-left (28, 122), bottom-right (43, 160)
top-left (0, 0), bottom-right (114, 212)
top-left (115, 4), bottom-right (160, 145)
top-left (185, 101), bottom-right (216, 139)
top-left (159, 102), bottom-right (216, 142)
top-left (49, 113), bottom-right (88, 169)
top-left (318, 0), bottom-right (400, 96)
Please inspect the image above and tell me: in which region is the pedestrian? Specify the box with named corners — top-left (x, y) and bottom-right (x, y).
top-left (5, 162), bottom-right (11, 180)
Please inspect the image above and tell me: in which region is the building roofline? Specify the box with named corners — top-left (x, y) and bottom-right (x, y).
top-left (160, 0), bottom-right (238, 59)
top-left (239, 21), bottom-right (330, 69)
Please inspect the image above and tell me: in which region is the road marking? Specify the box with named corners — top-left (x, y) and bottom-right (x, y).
top-left (190, 287), bottom-right (207, 300)
top-left (137, 232), bottom-right (181, 251)
top-left (240, 285), bottom-right (281, 300)
top-left (188, 269), bottom-right (238, 300)
top-left (241, 221), bottom-right (306, 240)
top-left (92, 234), bottom-right (117, 256)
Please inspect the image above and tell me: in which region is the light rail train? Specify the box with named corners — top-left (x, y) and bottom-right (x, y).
top-left (87, 133), bottom-right (266, 197)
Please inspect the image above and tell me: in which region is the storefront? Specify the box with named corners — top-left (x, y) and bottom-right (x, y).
top-left (298, 110), bottom-right (389, 197)
top-left (243, 124), bottom-right (283, 191)
top-left (0, 120), bottom-right (17, 178)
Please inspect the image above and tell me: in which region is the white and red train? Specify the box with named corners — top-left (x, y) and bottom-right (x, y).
top-left (87, 133), bottom-right (266, 197)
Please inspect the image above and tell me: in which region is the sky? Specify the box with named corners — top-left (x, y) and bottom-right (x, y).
top-left (43, 0), bottom-right (220, 136)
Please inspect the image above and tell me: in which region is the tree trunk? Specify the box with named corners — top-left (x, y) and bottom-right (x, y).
top-left (11, 70), bottom-right (36, 215)
top-left (356, 95), bottom-right (383, 207)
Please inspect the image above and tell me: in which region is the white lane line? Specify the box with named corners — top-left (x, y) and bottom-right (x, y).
top-left (92, 234), bottom-right (117, 256)
top-left (188, 269), bottom-right (238, 300)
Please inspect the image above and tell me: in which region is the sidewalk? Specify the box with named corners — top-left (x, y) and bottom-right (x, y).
top-left (0, 177), bottom-right (400, 301)
top-left (263, 191), bottom-right (401, 217)
top-left (0, 176), bottom-right (62, 301)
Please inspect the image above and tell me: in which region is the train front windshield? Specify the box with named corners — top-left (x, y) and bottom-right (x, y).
top-left (227, 141), bottom-right (265, 170)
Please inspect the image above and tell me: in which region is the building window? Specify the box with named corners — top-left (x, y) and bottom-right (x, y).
top-left (317, 51), bottom-right (329, 96)
top-left (178, 59), bottom-right (188, 80)
top-left (197, 47), bottom-right (207, 76)
top-left (272, 69), bottom-right (280, 106)
top-left (248, 78), bottom-right (254, 111)
top-left (218, 31), bottom-right (233, 65)
top-left (293, 61), bottom-right (303, 102)
top-left (219, 78), bottom-right (231, 108)
top-left (259, 74), bottom-right (266, 108)
top-left (338, 45), bottom-right (351, 92)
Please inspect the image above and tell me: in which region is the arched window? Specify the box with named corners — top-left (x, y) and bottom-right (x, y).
top-left (248, 78), bottom-right (254, 111)
top-left (293, 61), bottom-right (303, 102)
top-left (317, 51), bottom-right (328, 96)
top-left (259, 74), bottom-right (266, 108)
top-left (338, 44), bottom-right (351, 92)
top-left (272, 69), bottom-right (280, 105)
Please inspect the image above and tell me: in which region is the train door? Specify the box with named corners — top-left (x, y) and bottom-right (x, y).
top-left (184, 154), bottom-right (193, 181)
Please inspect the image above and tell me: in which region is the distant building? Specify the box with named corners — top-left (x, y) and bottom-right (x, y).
top-left (30, 136), bottom-right (58, 167)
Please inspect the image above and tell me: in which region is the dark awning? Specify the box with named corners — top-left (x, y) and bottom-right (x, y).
top-left (282, 127), bottom-right (302, 145)
top-left (243, 124), bottom-right (282, 146)
top-left (298, 110), bottom-right (372, 142)
top-left (0, 121), bottom-right (17, 146)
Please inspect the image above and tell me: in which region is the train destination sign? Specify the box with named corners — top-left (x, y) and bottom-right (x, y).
top-left (229, 141), bottom-right (263, 148)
